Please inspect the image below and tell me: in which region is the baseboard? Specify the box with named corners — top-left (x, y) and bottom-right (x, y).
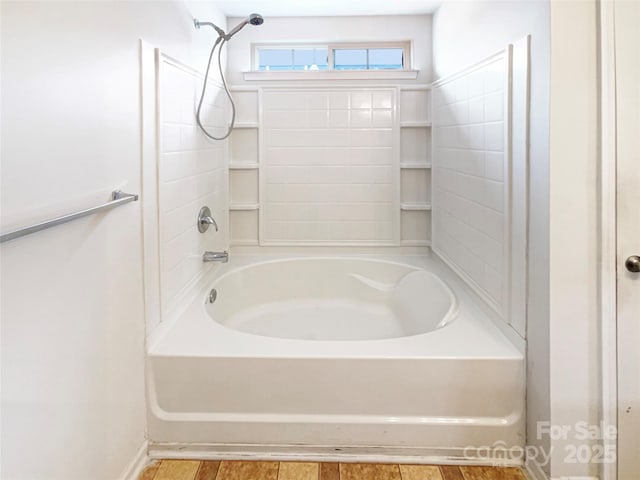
top-left (148, 443), bottom-right (523, 467)
top-left (526, 456), bottom-right (549, 480)
top-left (120, 440), bottom-right (150, 480)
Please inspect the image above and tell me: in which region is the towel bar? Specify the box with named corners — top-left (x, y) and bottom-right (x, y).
top-left (0, 190), bottom-right (139, 243)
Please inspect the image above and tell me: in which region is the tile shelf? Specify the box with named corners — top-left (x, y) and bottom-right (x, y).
top-left (398, 86), bottom-right (432, 247)
top-left (401, 240), bottom-right (432, 247)
top-left (230, 203), bottom-right (260, 211)
top-left (401, 203), bottom-right (432, 211)
top-left (228, 89), bottom-right (261, 247)
top-left (229, 163), bottom-right (259, 170)
top-left (400, 162), bottom-right (432, 169)
top-left (400, 121), bottom-right (432, 128)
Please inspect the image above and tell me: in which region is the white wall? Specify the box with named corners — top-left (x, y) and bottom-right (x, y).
top-left (432, 0), bottom-right (550, 475)
top-left (548, 2), bottom-right (600, 478)
top-left (226, 15), bottom-right (433, 84)
top-left (0, 1), bottom-right (225, 479)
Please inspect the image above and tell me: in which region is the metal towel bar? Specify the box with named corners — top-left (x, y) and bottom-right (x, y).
top-left (0, 190), bottom-right (139, 244)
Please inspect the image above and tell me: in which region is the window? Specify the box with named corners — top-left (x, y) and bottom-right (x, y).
top-left (334, 48), bottom-right (404, 70)
top-left (254, 43), bottom-right (410, 72)
top-left (258, 48), bottom-right (329, 71)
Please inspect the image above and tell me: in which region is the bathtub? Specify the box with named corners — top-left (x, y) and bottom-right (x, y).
top-left (147, 254), bottom-right (524, 463)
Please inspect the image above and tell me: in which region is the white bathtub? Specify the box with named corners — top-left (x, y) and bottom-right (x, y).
top-left (208, 258), bottom-right (457, 341)
top-left (147, 255), bottom-right (524, 463)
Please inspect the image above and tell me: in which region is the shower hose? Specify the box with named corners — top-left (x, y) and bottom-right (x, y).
top-left (195, 36), bottom-right (236, 141)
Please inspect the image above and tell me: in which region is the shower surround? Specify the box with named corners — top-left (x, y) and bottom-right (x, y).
top-left (141, 19), bottom-right (527, 465)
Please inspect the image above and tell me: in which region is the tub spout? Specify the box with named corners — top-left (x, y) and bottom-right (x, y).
top-left (203, 251), bottom-right (228, 263)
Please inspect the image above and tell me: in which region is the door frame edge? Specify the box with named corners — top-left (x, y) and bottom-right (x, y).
top-left (598, 1), bottom-right (618, 479)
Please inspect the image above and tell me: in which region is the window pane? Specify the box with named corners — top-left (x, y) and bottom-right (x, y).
top-left (293, 48), bottom-right (328, 71)
top-left (313, 48), bottom-right (328, 70)
top-left (334, 49), bottom-right (367, 70)
top-left (258, 49), bottom-right (292, 71)
top-left (368, 48), bottom-right (404, 70)
top-left (257, 46), bottom-right (405, 71)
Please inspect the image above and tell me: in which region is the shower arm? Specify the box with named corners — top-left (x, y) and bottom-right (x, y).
top-left (193, 19), bottom-right (226, 38)
top-left (194, 17), bottom-right (259, 42)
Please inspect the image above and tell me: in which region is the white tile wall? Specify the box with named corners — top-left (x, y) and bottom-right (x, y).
top-left (261, 89), bottom-right (398, 245)
top-left (432, 56), bottom-right (508, 314)
top-left (158, 57), bottom-right (228, 316)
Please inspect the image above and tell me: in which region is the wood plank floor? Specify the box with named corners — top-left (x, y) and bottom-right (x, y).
top-left (139, 460), bottom-right (528, 480)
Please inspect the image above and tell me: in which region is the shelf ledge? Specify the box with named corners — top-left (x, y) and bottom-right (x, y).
top-left (400, 163), bottom-right (432, 169)
top-left (400, 121), bottom-right (432, 127)
top-left (243, 70), bottom-right (419, 81)
top-left (229, 163), bottom-right (259, 170)
top-left (400, 240), bottom-right (432, 247)
top-left (230, 204), bottom-right (260, 211)
top-left (401, 203), bottom-right (432, 211)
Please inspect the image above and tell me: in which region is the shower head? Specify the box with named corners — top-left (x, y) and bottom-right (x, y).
top-left (226, 13), bottom-right (264, 39)
top-left (249, 13), bottom-right (264, 26)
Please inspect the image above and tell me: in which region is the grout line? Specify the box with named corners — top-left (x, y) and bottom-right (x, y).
top-left (436, 164), bottom-right (504, 184)
top-left (163, 189), bottom-right (217, 216)
top-left (192, 461), bottom-right (202, 480)
top-left (194, 461), bottom-right (204, 480)
top-left (162, 166), bottom-right (221, 186)
top-left (435, 185), bottom-right (505, 216)
top-left (152, 460), bottom-right (164, 480)
top-left (149, 460), bottom-right (160, 480)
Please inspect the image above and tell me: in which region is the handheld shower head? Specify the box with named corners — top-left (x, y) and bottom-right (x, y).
top-left (193, 13), bottom-right (264, 141)
top-left (226, 13), bottom-right (264, 39)
top-left (249, 13), bottom-right (264, 26)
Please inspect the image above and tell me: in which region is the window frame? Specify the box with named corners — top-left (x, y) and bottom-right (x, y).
top-left (252, 41), bottom-right (413, 72)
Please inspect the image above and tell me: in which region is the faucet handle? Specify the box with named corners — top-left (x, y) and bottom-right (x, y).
top-left (197, 206), bottom-right (218, 233)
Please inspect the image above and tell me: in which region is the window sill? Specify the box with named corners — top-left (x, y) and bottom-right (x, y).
top-left (243, 70), bottom-right (419, 81)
